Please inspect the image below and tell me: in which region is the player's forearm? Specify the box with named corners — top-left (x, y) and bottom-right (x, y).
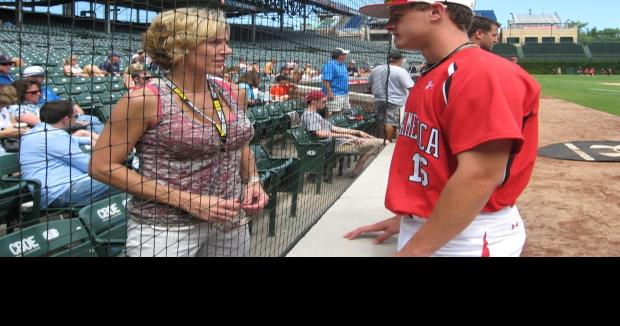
top-left (398, 171), bottom-right (499, 257)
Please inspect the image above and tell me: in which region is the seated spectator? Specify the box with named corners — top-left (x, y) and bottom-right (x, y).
top-left (0, 85), bottom-right (28, 154)
top-left (0, 54), bottom-right (15, 86)
top-left (99, 51), bottom-right (122, 76)
top-left (348, 61), bottom-right (359, 77)
top-left (128, 69), bottom-right (152, 92)
top-left (131, 49), bottom-right (146, 64)
top-left (270, 75), bottom-right (295, 102)
top-left (63, 55), bottom-right (106, 77)
top-left (301, 91), bottom-right (386, 177)
top-left (122, 63), bottom-right (145, 90)
top-left (12, 57), bottom-right (25, 67)
top-left (9, 78), bottom-right (103, 134)
top-left (237, 70), bottom-right (260, 106)
top-left (20, 100), bottom-right (117, 208)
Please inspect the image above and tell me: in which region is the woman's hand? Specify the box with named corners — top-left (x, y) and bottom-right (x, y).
top-left (241, 182), bottom-right (269, 215)
top-left (181, 194), bottom-right (243, 224)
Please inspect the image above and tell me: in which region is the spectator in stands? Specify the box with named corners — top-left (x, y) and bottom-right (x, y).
top-left (20, 100), bottom-right (113, 209)
top-left (0, 54), bottom-right (15, 86)
top-left (129, 69), bottom-right (152, 91)
top-left (301, 91), bottom-right (387, 177)
top-left (20, 66), bottom-right (104, 134)
top-left (368, 49), bottom-right (414, 142)
top-left (9, 78), bottom-right (102, 134)
top-left (237, 70), bottom-right (260, 106)
top-left (236, 57), bottom-right (248, 76)
top-left (468, 16), bottom-right (501, 52)
top-left (511, 57), bottom-right (519, 64)
top-left (8, 79), bottom-right (44, 126)
top-left (322, 47), bottom-right (351, 117)
top-left (90, 6), bottom-right (268, 257)
top-left (63, 55), bottom-right (107, 77)
top-left (264, 57), bottom-right (277, 76)
top-left (0, 85), bottom-right (28, 154)
top-left (347, 60), bottom-right (359, 77)
top-left (122, 63), bottom-right (145, 90)
top-left (12, 57), bottom-right (25, 67)
top-left (609, 68), bottom-right (614, 76)
top-left (270, 75), bottom-right (295, 102)
top-left (131, 49), bottom-right (148, 65)
top-left (99, 51), bottom-right (122, 76)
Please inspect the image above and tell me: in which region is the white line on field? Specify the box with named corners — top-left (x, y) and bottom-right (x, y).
top-left (564, 143), bottom-right (595, 161)
top-left (589, 88), bottom-right (620, 93)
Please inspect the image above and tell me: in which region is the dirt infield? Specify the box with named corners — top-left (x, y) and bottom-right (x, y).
top-left (519, 98), bottom-right (620, 256)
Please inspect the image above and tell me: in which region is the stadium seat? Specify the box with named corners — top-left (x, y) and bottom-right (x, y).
top-left (78, 193), bottom-right (129, 257)
top-left (0, 218), bottom-right (97, 257)
top-left (0, 153), bottom-right (41, 231)
top-left (289, 128), bottom-right (336, 194)
top-left (65, 84), bottom-right (87, 95)
top-left (251, 144), bottom-right (301, 236)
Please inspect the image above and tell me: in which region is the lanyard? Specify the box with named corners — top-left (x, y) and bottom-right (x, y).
top-left (162, 75), bottom-right (228, 142)
top-left (420, 42), bottom-right (478, 76)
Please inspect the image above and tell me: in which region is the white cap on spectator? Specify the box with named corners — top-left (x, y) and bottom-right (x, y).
top-left (22, 66), bottom-right (45, 77)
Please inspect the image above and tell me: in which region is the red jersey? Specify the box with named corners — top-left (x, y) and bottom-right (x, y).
top-left (386, 47), bottom-right (540, 218)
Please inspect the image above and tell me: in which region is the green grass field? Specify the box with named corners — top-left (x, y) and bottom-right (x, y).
top-left (534, 75), bottom-right (620, 116)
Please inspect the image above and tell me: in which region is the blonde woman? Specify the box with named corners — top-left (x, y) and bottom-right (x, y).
top-left (63, 55), bottom-right (106, 77)
top-left (90, 7), bottom-right (269, 257)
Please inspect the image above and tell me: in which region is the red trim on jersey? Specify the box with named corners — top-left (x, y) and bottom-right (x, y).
top-left (385, 47), bottom-right (540, 218)
top-left (481, 232), bottom-right (490, 257)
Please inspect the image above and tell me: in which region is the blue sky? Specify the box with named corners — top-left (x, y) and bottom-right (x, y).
top-left (358, 0), bottom-right (618, 30)
top-left (475, 0), bottom-right (619, 30)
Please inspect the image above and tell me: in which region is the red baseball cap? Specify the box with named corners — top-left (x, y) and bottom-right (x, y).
top-left (360, 0), bottom-right (476, 18)
top-left (306, 91), bottom-right (327, 104)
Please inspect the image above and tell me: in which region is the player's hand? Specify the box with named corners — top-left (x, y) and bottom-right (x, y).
top-left (343, 215), bottom-right (401, 244)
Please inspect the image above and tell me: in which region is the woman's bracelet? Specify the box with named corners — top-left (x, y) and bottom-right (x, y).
top-left (247, 176), bottom-right (261, 184)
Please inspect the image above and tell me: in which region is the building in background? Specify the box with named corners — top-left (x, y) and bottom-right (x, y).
top-left (502, 11), bottom-right (578, 45)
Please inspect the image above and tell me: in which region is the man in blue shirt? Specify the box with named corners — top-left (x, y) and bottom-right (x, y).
top-left (19, 100), bottom-right (119, 208)
top-left (99, 51), bottom-right (121, 76)
top-left (0, 55), bottom-right (15, 86)
top-left (322, 48), bottom-right (351, 118)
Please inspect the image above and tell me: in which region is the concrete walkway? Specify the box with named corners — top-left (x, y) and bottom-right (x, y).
top-left (286, 144), bottom-right (398, 257)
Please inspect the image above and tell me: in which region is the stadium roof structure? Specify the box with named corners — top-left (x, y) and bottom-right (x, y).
top-left (474, 10), bottom-right (497, 23)
top-left (0, 0), bottom-right (359, 17)
top-left (509, 12), bottom-right (562, 25)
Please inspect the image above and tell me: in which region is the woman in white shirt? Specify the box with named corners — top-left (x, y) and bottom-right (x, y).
top-left (63, 55), bottom-right (107, 77)
top-left (0, 85), bottom-right (29, 153)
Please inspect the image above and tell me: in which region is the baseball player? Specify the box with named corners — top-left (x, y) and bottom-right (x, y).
top-left (344, 0), bottom-right (540, 257)
top-left (468, 15), bottom-right (501, 52)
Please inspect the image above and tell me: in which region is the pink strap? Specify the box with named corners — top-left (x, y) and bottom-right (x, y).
top-left (143, 83), bottom-right (163, 129)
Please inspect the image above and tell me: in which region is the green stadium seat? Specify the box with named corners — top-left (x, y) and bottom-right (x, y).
top-left (52, 76), bottom-right (72, 86)
top-left (251, 144), bottom-right (301, 236)
top-left (88, 84), bottom-right (106, 94)
top-left (72, 93), bottom-right (102, 111)
top-left (289, 128), bottom-right (336, 194)
top-left (65, 84), bottom-right (87, 95)
top-left (0, 219), bottom-right (97, 257)
top-left (107, 82), bottom-right (124, 92)
top-left (78, 193), bottom-right (128, 257)
top-left (0, 153), bottom-right (41, 231)
top-left (98, 92), bottom-right (122, 105)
